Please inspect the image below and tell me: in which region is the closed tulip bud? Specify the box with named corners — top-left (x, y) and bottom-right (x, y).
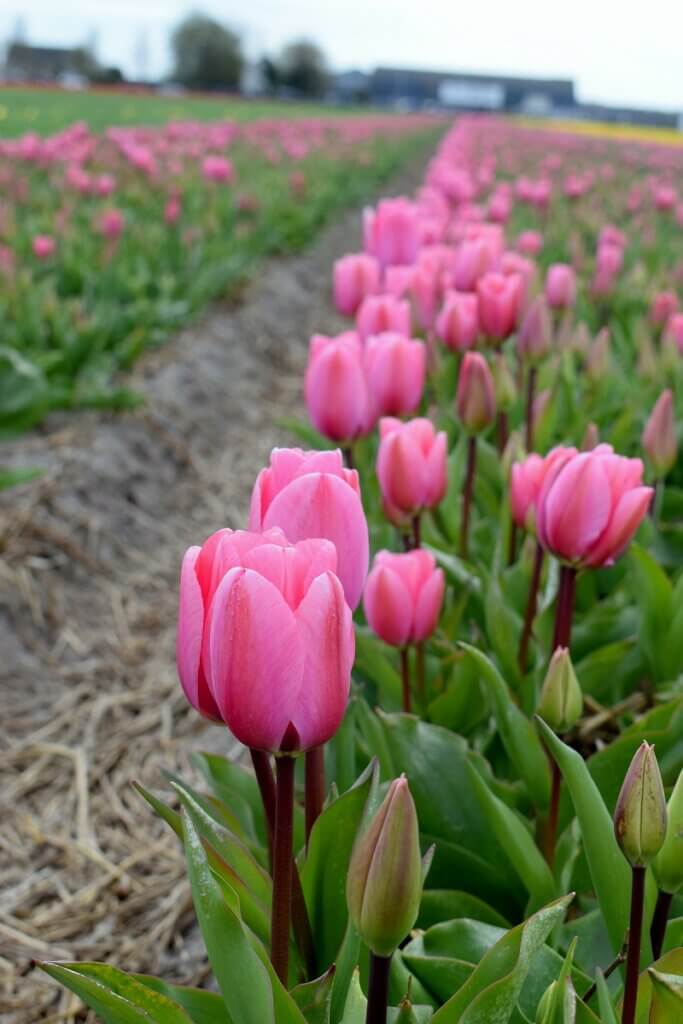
top-left (537, 647), bottom-right (583, 733)
top-left (614, 742), bottom-right (667, 868)
top-left (516, 230), bottom-right (543, 257)
top-left (377, 418), bottom-right (447, 527)
top-left (642, 389), bottom-right (677, 479)
top-left (581, 422), bottom-right (600, 451)
top-left (365, 332), bottom-right (426, 418)
top-left (586, 328), bottom-right (610, 381)
top-left (304, 332), bottom-right (375, 444)
top-left (492, 353), bottom-right (516, 411)
top-left (436, 290), bottom-right (479, 352)
top-left (545, 264), bottom-right (577, 311)
top-left (650, 291), bottom-right (679, 327)
top-left (364, 549), bottom-right (444, 647)
top-left (476, 271), bottom-right (524, 343)
top-left (653, 770), bottom-right (683, 894)
top-left (456, 352), bottom-right (496, 434)
top-left (333, 253), bottom-right (381, 316)
top-left (356, 294), bottom-right (412, 342)
top-left (664, 313), bottom-right (683, 355)
top-left (346, 776), bottom-right (423, 956)
top-left (364, 197), bottom-right (421, 268)
top-left (518, 296), bottom-right (552, 364)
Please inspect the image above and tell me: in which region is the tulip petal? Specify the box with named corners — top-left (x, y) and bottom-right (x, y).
top-left (585, 487), bottom-right (654, 567)
top-left (294, 571), bottom-right (354, 749)
top-left (413, 568), bottom-right (445, 642)
top-left (262, 472), bottom-right (369, 609)
top-left (177, 546), bottom-right (221, 721)
top-left (363, 565), bottom-right (413, 646)
top-left (208, 567), bottom-right (304, 751)
top-left (542, 454), bottom-right (612, 561)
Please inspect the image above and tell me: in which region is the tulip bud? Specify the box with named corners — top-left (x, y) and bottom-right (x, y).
top-left (614, 742), bottom-right (667, 867)
top-left (346, 775), bottom-right (423, 956)
top-left (537, 647), bottom-right (583, 733)
top-left (492, 353), bottom-right (516, 411)
top-left (517, 296), bottom-right (552, 364)
top-left (653, 770), bottom-right (683, 894)
top-left (456, 352), bottom-right (496, 434)
top-left (581, 422), bottom-right (600, 451)
top-left (642, 389), bottom-right (677, 479)
top-left (586, 327), bottom-right (610, 381)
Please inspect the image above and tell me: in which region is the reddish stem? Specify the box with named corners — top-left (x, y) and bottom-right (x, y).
top-left (650, 888), bottom-right (673, 961)
top-left (622, 866), bottom-right (646, 1024)
top-left (496, 410), bottom-right (509, 453)
top-left (525, 365), bottom-right (537, 452)
top-left (552, 565), bottom-right (577, 652)
top-left (400, 648), bottom-right (412, 713)
top-left (304, 745), bottom-right (325, 847)
top-left (412, 514), bottom-right (421, 549)
top-left (366, 952), bottom-right (392, 1024)
top-left (271, 755), bottom-right (295, 985)
top-left (518, 541), bottom-right (545, 673)
top-left (508, 520), bottom-right (518, 566)
top-left (460, 435), bottom-right (477, 560)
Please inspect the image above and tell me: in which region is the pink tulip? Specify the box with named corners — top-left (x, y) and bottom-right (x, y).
top-left (642, 390), bottom-right (677, 478)
top-left (94, 174), bottom-right (115, 197)
top-left (476, 271), bottom-right (524, 342)
top-left (165, 194), bottom-right (182, 225)
top-left (249, 447), bottom-right (369, 609)
top-left (376, 417), bottom-right (447, 526)
top-left (384, 265), bottom-right (414, 298)
top-left (436, 290), bottom-right (479, 352)
top-left (664, 313), bottom-right (683, 354)
top-left (410, 262), bottom-right (440, 330)
top-left (517, 295), bottom-right (552, 363)
top-left (456, 352), bottom-right (496, 433)
top-left (356, 294), bottom-right (411, 341)
top-left (202, 155), bottom-right (234, 183)
top-left (364, 332), bottom-right (426, 418)
top-left (32, 234), bottom-right (55, 260)
top-left (452, 239), bottom-right (496, 291)
top-left (516, 230), bottom-right (543, 257)
top-left (536, 445), bottom-right (653, 568)
top-left (177, 527), bottom-right (353, 751)
top-left (545, 264), bottom-right (577, 311)
top-left (333, 253), bottom-right (381, 316)
top-left (363, 197), bottom-right (420, 267)
top-left (304, 331), bottom-right (374, 443)
top-left (364, 549), bottom-right (444, 647)
top-left (592, 243), bottom-right (623, 298)
top-left (650, 291), bottom-right (679, 327)
top-left (510, 447), bottom-right (576, 531)
top-left (98, 208), bottom-right (124, 241)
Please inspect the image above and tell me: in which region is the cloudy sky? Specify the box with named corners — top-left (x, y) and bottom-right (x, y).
top-left (3, 0), bottom-right (683, 111)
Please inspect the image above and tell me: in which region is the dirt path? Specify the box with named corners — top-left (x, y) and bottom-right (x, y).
top-left (0, 155), bottom-right (428, 1021)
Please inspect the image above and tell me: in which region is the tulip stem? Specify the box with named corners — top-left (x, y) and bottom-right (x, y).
top-left (400, 648), bottom-right (412, 713)
top-left (622, 866), bottom-right (646, 1024)
top-left (460, 436), bottom-right (477, 560)
top-left (496, 410), bottom-right (509, 453)
top-left (552, 565), bottom-right (577, 652)
top-left (582, 943), bottom-right (627, 1004)
top-left (412, 514), bottom-right (421, 549)
top-left (519, 541), bottom-right (545, 672)
top-left (525, 366), bottom-right (537, 452)
top-left (508, 521), bottom-right (518, 566)
top-left (415, 642), bottom-right (426, 703)
top-left (650, 888), bottom-right (673, 960)
top-left (343, 445), bottom-right (355, 471)
top-left (366, 952), bottom-right (392, 1024)
top-left (251, 748), bottom-right (315, 978)
top-left (271, 755), bottom-right (295, 986)
top-left (305, 745), bottom-right (325, 847)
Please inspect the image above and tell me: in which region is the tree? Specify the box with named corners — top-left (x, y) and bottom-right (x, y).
top-left (279, 40), bottom-right (329, 99)
top-left (171, 13), bottom-right (243, 92)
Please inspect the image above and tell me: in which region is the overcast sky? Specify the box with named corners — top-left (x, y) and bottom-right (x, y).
top-left (3, 0), bottom-right (683, 112)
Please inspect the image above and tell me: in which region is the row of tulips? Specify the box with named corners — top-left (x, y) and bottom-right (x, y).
top-left (43, 116), bottom-right (683, 1024)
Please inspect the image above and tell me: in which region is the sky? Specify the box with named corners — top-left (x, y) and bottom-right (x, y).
top-left (2, 0), bottom-right (683, 112)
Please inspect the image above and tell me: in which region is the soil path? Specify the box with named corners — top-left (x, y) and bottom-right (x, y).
top-left (0, 155), bottom-right (428, 1021)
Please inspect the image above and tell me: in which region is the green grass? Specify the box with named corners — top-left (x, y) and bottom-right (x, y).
top-left (0, 85), bottom-right (354, 137)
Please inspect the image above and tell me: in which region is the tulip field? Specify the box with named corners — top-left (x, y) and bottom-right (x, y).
top-left (3, 103), bottom-right (683, 1024)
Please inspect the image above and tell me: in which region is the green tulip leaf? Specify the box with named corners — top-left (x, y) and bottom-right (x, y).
top-left (134, 975), bottom-right (232, 1023)
top-left (340, 969), bottom-right (367, 1024)
top-left (291, 967), bottom-right (336, 1024)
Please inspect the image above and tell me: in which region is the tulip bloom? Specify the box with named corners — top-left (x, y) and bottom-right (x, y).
top-left (356, 294), bottom-right (411, 341)
top-left (98, 208), bottom-right (124, 241)
top-left (32, 234), bottom-right (55, 260)
top-left (363, 197), bottom-right (420, 267)
top-left (517, 296), bottom-right (552, 364)
top-left (364, 549), bottom-right (444, 647)
top-left (333, 253), bottom-right (381, 316)
top-left (476, 271), bottom-right (524, 342)
top-left (249, 447), bottom-right (369, 609)
top-left (377, 417), bottom-right (447, 527)
top-left (516, 230), bottom-right (543, 257)
top-left (642, 389), bottom-right (677, 479)
top-left (650, 291), bottom-right (679, 327)
top-left (456, 352), bottom-right (496, 433)
top-left (436, 290), bottom-right (479, 352)
top-left (545, 264), bottom-right (577, 311)
top-left (364, 332), bottom-right (426, 418)
top-left (536, 445), bottom-right (653, 568)
top-left (510, 448), bottom-right (578, 531)
top-left (177, 527), bottom-right (353, 752)
top-left (304, 332), bottom-right (374, 443)
top-left (202, 155), bottom-right (234, 183)
top-left (664, 313), bottom-right (683, 355)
